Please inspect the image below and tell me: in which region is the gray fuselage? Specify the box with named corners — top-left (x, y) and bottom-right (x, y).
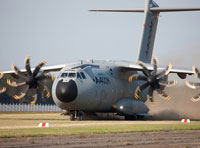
top-left (52, 60), bottom-right (148, 113)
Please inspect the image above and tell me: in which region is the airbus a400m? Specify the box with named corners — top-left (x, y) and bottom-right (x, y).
top-left (1, 0), bottom-right (200, 120)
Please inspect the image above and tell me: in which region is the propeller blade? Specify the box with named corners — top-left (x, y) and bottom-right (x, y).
top-left (7, 79), bottom-right (26, 87)
top-left (156, 89), bottom-right (171, 100)
top-left (13, 93), bottom-right (26, 100)
top-left (11, 57), bottom-right (52, 103)
top-left (156, 63), bottom-right (172, 79)
top-left (147, 86), bottom-right (154, 103)
top-left (191, 94), bottom-right (200, 102)
top-left (12, 64), bottom-right (26, 80)
top-left (25, 56), bottom-right (32, 76)
top-left (11, 73), bottom-right (20, 79)
top-left (159, 80), bottom-right (177, 87)
top-left (133, 57), bottom-right (175, 103)
top-left (36, 73), bottom-right (55, 81)
top-left (135, 82), bottom-right (149, 99)
top-left (193, 65), bottom-right (200, 78)
top-left (0, 87), bottom-right (6, 93)
top-left (0, 71), bottom-right (4, 79)
top-left (30, 94), bottom-right (38, 105)
top-left (33, 61), bottom-right (47, 77)
top-left (41, 90), bottom-right (45, 101)
top-left (128, 74), bottom-right (147, 82)
top-left (152, 56), bottom-right (158, 76)
top-left (137, 61), bottom-right (150, 77)
top-left (38, 81), bottom-right (51, 99)
top-left (13, 85), bottom-right (29, 100)
top-left (185, 80), bottom-right (200, 89)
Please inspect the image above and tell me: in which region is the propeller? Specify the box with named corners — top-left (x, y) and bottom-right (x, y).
top-left (0, 71), bottom-right (6, 93)
top-left (186, 65), bottom-right (200, 102)
top-left (129, 56), bottom-right (177, 105)
top-left (7, 56), bottom-right (54, 104)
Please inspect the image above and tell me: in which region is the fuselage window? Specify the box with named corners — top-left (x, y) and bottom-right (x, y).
top-left (68, 73), bottom-right (76, 78)
top-left (61, 73), bottom-right (68, 78)
top-left (77, 73), bottom-right (82, 79)
top-left (80, 72), bottom-right (86, 79)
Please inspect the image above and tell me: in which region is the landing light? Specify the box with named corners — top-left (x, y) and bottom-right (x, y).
top-left (120, 106), bottom-right (123, 110)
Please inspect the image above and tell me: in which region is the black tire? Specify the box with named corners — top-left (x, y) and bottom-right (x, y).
top-left (78, 116), bottom-right (83, 121)
top-left (125, 116), bottom-right (137, 120)
top-left (137, 115), bottom-right (144, 120)
top-left (70, 114), bottom-right (75, 121)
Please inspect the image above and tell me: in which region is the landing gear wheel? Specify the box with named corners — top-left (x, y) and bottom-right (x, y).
top-left (125, 116), bottom-right (137, 120)
top-left (70, 114), bottom-right (75, 121)
top-left (137, 115), bottom-right (144, 120)
top-left (78, 116), bottom-right (83, 121)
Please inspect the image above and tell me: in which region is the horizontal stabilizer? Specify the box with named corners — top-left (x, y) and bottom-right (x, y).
top-left (89, 8), bottom-right (200, 13)
top-left (151, 8), bottom-right (200, 12)
top-left (89, 9), bottom-right (144, 12)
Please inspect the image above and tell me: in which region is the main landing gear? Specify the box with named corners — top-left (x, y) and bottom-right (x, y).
top-left (125, 115), bottom-right (144, 120)
top-left (69, 110), bottom-right (83, 121)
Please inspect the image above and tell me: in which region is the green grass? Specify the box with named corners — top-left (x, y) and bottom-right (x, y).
top-left (0, 112), bottom-right (200, 138)
top-left (1, 123), bottom-right (200, 138)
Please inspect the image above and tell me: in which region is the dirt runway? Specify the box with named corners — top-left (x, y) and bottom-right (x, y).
top-left (1, 130), bottom-right (200, 148)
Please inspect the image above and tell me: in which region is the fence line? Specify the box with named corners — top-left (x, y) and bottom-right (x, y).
top-left (0, 104), bottom-right (62, 112)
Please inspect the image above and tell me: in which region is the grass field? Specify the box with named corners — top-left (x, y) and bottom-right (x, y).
top-left (0, 112), bottom-right (200, 138)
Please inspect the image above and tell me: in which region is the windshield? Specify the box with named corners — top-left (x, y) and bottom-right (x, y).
top-left (68, 73), bottom-right (76, 78)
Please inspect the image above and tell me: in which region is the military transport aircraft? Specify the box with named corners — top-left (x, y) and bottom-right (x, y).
top-left (1, 0), bottom-right (200, 120)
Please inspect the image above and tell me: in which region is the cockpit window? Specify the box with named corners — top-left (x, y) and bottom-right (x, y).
top-left (61, 73), bottom-right (68, 78)
top-left (77, 73), bottom-right (82, 79)
top-left (80, 72), bottom-right (86, 79)
top-left (61, 72), bottom-right (84, 79)
top-left (68, 73), bottom-right (76, 78)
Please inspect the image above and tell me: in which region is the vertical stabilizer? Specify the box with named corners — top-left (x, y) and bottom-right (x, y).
top-left (137, 0), bottom-right (159, 63)
top-left (89, 0), bottom-right (200, 64)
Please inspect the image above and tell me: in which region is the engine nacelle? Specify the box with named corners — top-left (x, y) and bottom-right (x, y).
top-left (114, 98), bottom-right (149, 116)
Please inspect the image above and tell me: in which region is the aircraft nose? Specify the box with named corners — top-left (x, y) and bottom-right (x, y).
top-left (56, 79), bottom-right (78, 103)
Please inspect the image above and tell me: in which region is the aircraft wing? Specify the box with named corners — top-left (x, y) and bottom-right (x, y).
top-left (3, 64), bottom-right (65, 74)
top-left (116, 61), bottom-right (194, 78)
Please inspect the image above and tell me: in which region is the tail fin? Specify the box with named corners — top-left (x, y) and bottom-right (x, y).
top-left (137, 0), bottom-right (159, 63)
top-left (89, 0), bottom-right (200, 63)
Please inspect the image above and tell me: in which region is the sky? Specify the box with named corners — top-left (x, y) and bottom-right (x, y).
top-left (0, 0), bottom-right (200, 74)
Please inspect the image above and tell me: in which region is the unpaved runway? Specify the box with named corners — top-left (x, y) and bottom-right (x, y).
top-left (1, 130), bottom-right (200, 148)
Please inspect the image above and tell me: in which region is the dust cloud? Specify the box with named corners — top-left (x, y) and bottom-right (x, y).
top-left (148, 85), bottom-right (200, 120)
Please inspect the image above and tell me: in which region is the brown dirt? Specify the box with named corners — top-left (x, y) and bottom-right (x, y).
top-left (1, 130), bottom-right (200, 148)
